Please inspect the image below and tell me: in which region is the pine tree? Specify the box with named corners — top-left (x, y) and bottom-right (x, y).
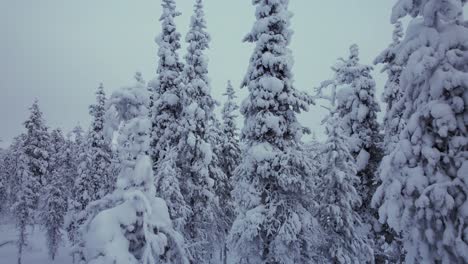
top-left (154, 147), bottom-right (191, 235)
top-left (151, 0), bottom-right (184, 166)
top-left (374, 21), bottom-right (405, 153)
top-left (0, 146), bottom-right (7, 214)
top-left (42, 129), bottom-right (67, 260)
top-left (372, 20), bottom-right (406, 263)
top-left (372, 1), bottom-right (468, 263)
top-left (315, 113), bottom-right (373, 263)
top-left (22, 100), bottom-right (50, 208)
top-left (11, 152), bottom-right (39, 264)
top-left (323, 45), bottom-right (382, 173)
top-left (228, 1), bottom-right (318, 263)
top-left (208, 115), bottom-right (232, 263)
top-left (176, 0), bottom-right (223, 261)
top-left (2, 135), bottom-right (26, 209)
top-left (88, 83), bottom-right (113, 196)
top-left (315, 45), bottom-right (383, 260)
top-left (218, 81), bottom-right (240, 264)
top-left (67, 84), bottom-right (112, 248)
top-left (80, 75), bottom-right (188, 264)
top-left (220, 80), bottom-right (240, 183)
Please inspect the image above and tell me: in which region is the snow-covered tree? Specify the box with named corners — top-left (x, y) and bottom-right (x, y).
top-left (315, 113), bottom-right (373, 263)
top-left (0, 147), bottom-right (8, 214)
top-left (228, 1), bottom-right (319, 263)
top-left (207, 114), bottom-right (233, 264)
top-left (67, 84), bottom-right (113, 247)
top-left (217, 81), bottom-right (240, 264)
top-left (220, 80), bottom-right (241, 184)
top-left (372, 20), bottom-right (407, 263)
top-left (176, 0), bottom-right (223, 261)
top-left (372, 1), bottom-right (468, 263)
top-left (79, 75), bottom-right (188, 264)
top-left (315, 45), bottom-right (383, 259)
top-left (374, 21), bottom-right (405, 153)
top-left (42, 129), bottom-right (68, 260)
top-left (150, 0), bottom-right (184, 166)
top-left (321, 44), bottom-right (381, 173)
top-left (11, 152), bottom-right (39, 264)
top-left (88, 83), bottom-right (113, 195)
top-left (22, 99), bottom-right (50, 205)
top-left (60, 128), bottom-right (81, 199)
top-left (1, 135), bottom-right (25, 209)
top-left (154, 146), bottom-right (190, 235)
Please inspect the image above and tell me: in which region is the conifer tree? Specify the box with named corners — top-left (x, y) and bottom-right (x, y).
top-left (315, 113), bottom-right (373, 263)
top-left (88, 83), bottom-right (113, 196)
top-left (218, 81), bottom-right (240, 264)
top-left (228, 1), bottom-right (318, 263)
top-left (315, 45), bottom-right (383, 259)
top-left (22, 100), bottom-right (50, 206)
top-left (11, 152), bottom-right (38, 264)
top-left (151, 0), bottom-right (184, 166)
top-left (373, 1), bottom-right (468, 263)
top-left (220, 80), bottom-right (240, 183)
top-left (176, 0), bottom-right (224, 261)
top-left (67, 84), bottom-right (112, 247)
top-left (321, 45), bottom-right (381, 173)
top-left (80, 75), bottom-right (188, 264)
top-left (42, 129), bottom-right (68, 260)
top-left (374, 21), bottom-right (405, 153)
top-left (0, 147), bottom-right (7, 214)
top-left (2, 135), bottom-right (25, 208)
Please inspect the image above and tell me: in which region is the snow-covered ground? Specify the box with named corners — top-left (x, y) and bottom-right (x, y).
top-left (0, 218), bottom-right (73, 264)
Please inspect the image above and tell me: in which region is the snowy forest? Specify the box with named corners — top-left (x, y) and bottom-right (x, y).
top-left (0, 0), bottom-right (467, 263)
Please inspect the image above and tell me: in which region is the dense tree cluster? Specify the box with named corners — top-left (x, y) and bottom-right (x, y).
top-left (1, 0), bottom-right (466, 264)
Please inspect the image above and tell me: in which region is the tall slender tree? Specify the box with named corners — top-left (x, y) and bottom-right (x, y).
top-left (22, 100), bottom-right (50, 205)
top-left (42, 129), bottom-right (68, 260)
top-left (315, 113), bottom-right (373, 263)
top-left (217, 81), bottom-right (240, 264)
top-left (151, 0), bottom-right (184, 165)
top-left (373, 1), bottom-right (468, 263)
top-left (67, 84), bottom-right (112, 247)
top-left (228, 1), bottom-right (318, 263)
top-left (220, 80), bottom-right (240, 183)
top-left (87, 83), bottom-right (113, 196)
top-left (11, 101), bottom-right (48, 264)
top-left (11, 151), bottom-right (37, 264)
top-left (80, 75), bottom-right (188, 264)
top-left (177, 0), bottom-right (223, 261)
top-left (374, 21), bottom-right (405, 153)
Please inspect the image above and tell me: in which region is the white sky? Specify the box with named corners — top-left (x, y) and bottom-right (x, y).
top-left (1, 0), bottom-right (403, 147)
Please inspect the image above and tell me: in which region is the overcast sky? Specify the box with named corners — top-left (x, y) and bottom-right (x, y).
top-left (0, 0), bottom-right (401, 147)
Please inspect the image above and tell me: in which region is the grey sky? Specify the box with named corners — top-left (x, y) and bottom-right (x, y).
top-left (1, 0), bottom-right (398, 147)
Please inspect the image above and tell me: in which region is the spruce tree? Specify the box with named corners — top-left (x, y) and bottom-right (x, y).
top-left (315, 113), bottom-right (373, 263)
top-left (2, 135), bottom-right (26, 208)
top-left (151, 0), bottom-right (184, 165)
top-left (80, 75), bottom-right (188, 264)
top-left (325, 45), bottom-right (382, 173)
top-left (374, 21), bottom-right (405, 153)
top-left (372, 1), bottom-right (468, 263)
top-left (218, 80), bottom-right (240, 264)
top-left (42, 129), bottom-right (67, 260)
top-left (176, 0), bottom-right (224, 261)
top-left (0, 147), bottom-right (7, 214)
top-left (22, 100), bottom-right (50, 207)
top-left (228, 1), bottom-right (318, 263)
top-left (11, 152), bottom-right (38, 264)
top-left (88, 83), bottom-right (113, 196)
top-left (67, 84), bottom-right (112, 247)
top-left (372, 20), bottom-right (406, 263)
top-left (220, 80), bottom-right (240, 183)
